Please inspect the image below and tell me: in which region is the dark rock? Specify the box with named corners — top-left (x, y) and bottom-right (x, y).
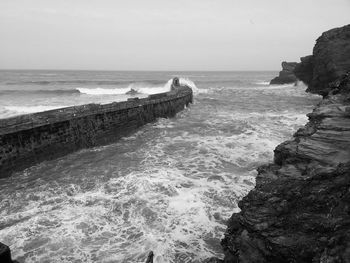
top-left (294, 55), bottom-right (314, 87)
top-left (215, 24), bottom-right (350, 263)
top-left (0, 243), bottom-right (12, 263)
top-left (125, 88), bottom-right (138, 95)
top-left (270, 62), bottom-right (298, 85)
top-left (294, 24), bottom-right (350, 96)
top-left (171, 77), bottom-right (181, 90)
top-left (145, 251), bottom-right (154, 263)
top-left (203, 257), bottom-right (224, 263)
top-left (0, 242), bottom-right (17, 263)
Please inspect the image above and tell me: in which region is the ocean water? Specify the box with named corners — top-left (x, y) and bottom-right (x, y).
top-left (0, 70), bottom-right (178, 118)
top-left (0, 70), bottom-right (320, 262)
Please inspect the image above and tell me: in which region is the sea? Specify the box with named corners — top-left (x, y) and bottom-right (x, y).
top-left (0, 70), bottom-right (320, 263)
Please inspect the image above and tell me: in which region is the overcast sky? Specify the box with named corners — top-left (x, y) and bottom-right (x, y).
top-left (0, 0), bottom-right (349, 71)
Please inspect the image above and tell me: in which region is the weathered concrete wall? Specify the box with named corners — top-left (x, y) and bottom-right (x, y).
top-left (0, 86), bottom-right (193, 178)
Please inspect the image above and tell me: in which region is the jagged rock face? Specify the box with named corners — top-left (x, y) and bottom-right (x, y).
top-left (294, 24), bottom-right (350, 96)
top-left (294, 55), bottom-right (314, 87)
top-left (216, 25), bottom-right (350, 263)
top-left (270, 61), bottom-right (298, 85)
top-left (221, 82), bottom-right (350, 263)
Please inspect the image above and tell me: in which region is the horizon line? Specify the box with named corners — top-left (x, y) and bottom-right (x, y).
top-left (0, 68), bottom-right (279, 72)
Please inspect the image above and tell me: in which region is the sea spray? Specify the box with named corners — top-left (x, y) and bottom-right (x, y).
top-left (0, 71), bottom-right (321, 262)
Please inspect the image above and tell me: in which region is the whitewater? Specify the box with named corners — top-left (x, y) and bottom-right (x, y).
top-left (0, 70), bottom-right (320, 262)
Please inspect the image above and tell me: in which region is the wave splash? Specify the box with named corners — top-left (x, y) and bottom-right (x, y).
top-left (0, 71), bottom-right (322, 262)
top-left (0, 78), bottom-right (198, 97)
top-left (3, 105), bottom-right (68, 115)
top-left (0, 78), bottom-right (198, 118)
top-left (77, 78), bottom-right (197, 95)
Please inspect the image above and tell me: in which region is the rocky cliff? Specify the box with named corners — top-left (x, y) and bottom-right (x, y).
top-left (295, 24), bottom-right (350, 96)
top-left (211, 24), bottom-right (350, 263)
top-left (270, 62), bottom-right (298, 85)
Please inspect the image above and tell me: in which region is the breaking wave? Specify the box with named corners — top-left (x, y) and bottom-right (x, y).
top-left (77, 78), bottom-right (199, 95)
top-left (0, 78), bottom-right (199, 117)
top-left (0, 71), bottom-right (322, 262)
top-left (77, 84), bottom-right (171, 96)
top-left (1, 78), bottom-right (199, 96)
top-left (255, 81), bottom-right (270, 85)
top-left (0, 89), bottom-right (81, 95)
top-left (3, 105), bottom-right (68, 115)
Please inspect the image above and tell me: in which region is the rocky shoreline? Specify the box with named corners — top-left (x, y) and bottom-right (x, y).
top-left (1, 24), bottom-right (349, 263)
top-left (270, 61), bottom-right (298, 85)
top-left (208, 24), bottom-right (350, 262)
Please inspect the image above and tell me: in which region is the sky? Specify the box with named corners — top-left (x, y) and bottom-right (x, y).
top-left (0, 0), bottom-right (349, 71)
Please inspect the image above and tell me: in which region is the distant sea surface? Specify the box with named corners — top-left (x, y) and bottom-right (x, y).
top-left (0, 70), bottom-right (320, 262)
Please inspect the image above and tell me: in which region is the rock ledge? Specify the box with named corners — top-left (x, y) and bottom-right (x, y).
top-left (270, 62), bottom-right (298, 85)
top-left (212, 24), bottom-right (350, 263)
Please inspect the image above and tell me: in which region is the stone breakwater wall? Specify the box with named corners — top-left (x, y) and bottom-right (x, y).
top-left (0, 86), bottom-right (193, 178)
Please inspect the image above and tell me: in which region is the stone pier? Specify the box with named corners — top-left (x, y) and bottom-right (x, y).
top-left (0, 86), bottom-right (193, 178)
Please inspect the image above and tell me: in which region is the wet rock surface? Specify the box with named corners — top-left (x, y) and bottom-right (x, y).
top-left (294, 55), bottom-right (314, 88)
top-left (270, 62), bottom-right (298, 85)
top-left (0, 242), bottom-right (18, 263)
top-left (213, 24), bottom-right (350, 263)
top-left (221, 92), bottom-right (350, 263)
top-left (295, 24), bottom-right (350, 96)
top-left (0, 86), bottom-right (193, 178)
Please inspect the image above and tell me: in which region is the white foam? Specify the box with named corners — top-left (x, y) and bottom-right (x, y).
top-left (77, 80), bottom-right (173, 96)
top-left (262, 83), bottom-right (294, 89)
top-left (255, 81), bottom-right (270, 85)
top-left (137, 86), bottom-right (171, 94)
top-left (186, 83), bottom-right (296, 96)
top-left (4, 105), bottom-right (67, 114)
top-left (77, 78), bottom-right (203, 96)
top-left (77, 87), bottom-right (131, 95)
top-left (179, 78), bottom-right (202, 94)
top-left (0, 75), bottom-right (318, 262)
